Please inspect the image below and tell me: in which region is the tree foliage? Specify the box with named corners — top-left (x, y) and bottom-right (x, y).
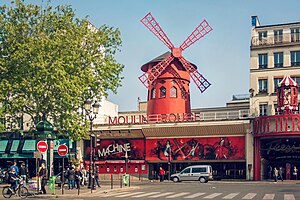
top-left (0, 0), bottom-right (124, 140)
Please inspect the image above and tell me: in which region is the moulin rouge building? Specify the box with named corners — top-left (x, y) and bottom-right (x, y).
top-left (83, 12), bottom-right (251, 180)
top-left (83, 15), bottom-right (300, 181)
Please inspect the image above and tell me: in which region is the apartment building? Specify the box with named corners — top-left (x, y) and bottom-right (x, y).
top-left (250, 16), bottom-right (300, 116)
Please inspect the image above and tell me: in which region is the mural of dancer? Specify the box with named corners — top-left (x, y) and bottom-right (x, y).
top-left (146, 137), bottom-right (244, 161)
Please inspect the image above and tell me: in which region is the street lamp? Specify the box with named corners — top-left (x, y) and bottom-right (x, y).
top-left (84, 99), bottom-right (100, 193)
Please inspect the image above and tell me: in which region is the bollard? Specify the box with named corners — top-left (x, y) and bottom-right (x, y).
top-left (49, 176), bottom-right (56, 195)
top-left (110, 174), bottom-right (113, 189)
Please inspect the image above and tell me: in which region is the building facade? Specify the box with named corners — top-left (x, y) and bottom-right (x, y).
top-left (250, 16), bottom-right (300, 181)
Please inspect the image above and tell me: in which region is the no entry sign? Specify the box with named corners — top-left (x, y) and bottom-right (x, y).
top-left (37, 141), bottom-right (48, 153)
top-left (57, 144), bottom-right (68, 156)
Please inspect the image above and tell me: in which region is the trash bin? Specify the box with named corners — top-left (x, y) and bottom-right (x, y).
top-left (122, 174), bottom-right (130, 186)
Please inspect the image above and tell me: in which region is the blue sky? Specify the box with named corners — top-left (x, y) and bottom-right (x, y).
top-left (3, 0), bottom-right (300, 111)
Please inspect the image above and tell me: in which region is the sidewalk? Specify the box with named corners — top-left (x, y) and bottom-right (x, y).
top-left (31, 183), bottom-right (139, 199)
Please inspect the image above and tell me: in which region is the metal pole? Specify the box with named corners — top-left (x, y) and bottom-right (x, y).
top-left (62, 158), bottom-right (64, 195)
top-left (90, 121), bottom-right (93, 194)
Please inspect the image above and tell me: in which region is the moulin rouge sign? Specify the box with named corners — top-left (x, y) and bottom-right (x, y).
top-left (108, 113), bottom-right (200, 125)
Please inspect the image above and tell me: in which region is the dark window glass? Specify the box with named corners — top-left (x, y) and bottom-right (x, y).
top-left (258, 54), bottom-right (268, 69)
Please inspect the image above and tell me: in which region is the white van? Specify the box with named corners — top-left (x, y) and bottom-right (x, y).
top-left (170, 165), bottom-right (213, 183)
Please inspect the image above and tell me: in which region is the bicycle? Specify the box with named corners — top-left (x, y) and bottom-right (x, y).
top-left (2, 178), bottom-right (28, 199)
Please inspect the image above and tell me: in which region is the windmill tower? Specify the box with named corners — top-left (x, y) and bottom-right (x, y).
top-left (139, 12), bottom-right (212, 117)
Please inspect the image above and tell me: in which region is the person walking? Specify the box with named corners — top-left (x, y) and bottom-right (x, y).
top-left (293, 165), bottom-right (298, 180)
top-left (19, 162), bottom-right (27, 187)
top-left (159, 167), bottom-right (165, 182)
top-left (95, 166), bottom-right (100, 188)
top-left (273, 167), bottom-right (278, 182)
top-left (38, 163), bottom-right (48, 194)
top-left (278, 166), bottom-right (284, 181)
top-left (75, 167), bottom-right (82, 189)
top-left (67, 166), bottom-right (75, 190)
top-left (81, 167), bottom-right (87, 186)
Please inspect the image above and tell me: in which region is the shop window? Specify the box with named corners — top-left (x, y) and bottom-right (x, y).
top-left (160, 86), bottom-right (166, 98)
top-left (170, 86), bottom-right (177, 98)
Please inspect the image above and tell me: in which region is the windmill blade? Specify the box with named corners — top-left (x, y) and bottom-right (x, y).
top-left (178, 57), bottom-right (211, 93)
top-left (141, 12), bottom-right (174, 50)
top-left (138, 54), bottom-right (174, 88)
top-left (180, 19), bottom-right (212, 51)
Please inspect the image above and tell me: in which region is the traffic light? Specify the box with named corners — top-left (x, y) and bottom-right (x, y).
top-left (91, 136), bottom-right (97, 148)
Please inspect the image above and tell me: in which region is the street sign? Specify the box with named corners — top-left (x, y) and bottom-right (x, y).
top-left (37, 141), bottom-right (48, 153)
top-left (34, 151), bottom-right (42, 158)
top-left (57, 144), bottom-right (68, 156)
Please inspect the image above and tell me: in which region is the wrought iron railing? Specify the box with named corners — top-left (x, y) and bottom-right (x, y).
top-left (251, 33), bottom-right (300, 47)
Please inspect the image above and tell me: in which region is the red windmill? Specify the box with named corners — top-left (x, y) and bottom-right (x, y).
top-left (139, 12), bottom-right (212, 119)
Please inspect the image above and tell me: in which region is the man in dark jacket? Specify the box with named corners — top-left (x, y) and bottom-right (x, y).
top-left (19, 162), bottom-right (27, 187)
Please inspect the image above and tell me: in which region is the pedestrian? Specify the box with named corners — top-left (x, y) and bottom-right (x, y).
top-left (293, 165), bottom-right (298, 180)
top-left (81, 167), bottom-right (87, 186)
top-left (267, 165), bottom-right (272, 180)
top-left (278, 166), bottom-right (284, 181)
top-left (75, 166), bottom-right (82, 189)
top-left (159, 167), bottom-right (165, 182)
top-left (273, 167), bottom-right (278, 182)
top-left (95, 166), bottom-right (100, 187)
top-left (19, 162), bottom-right (27, 187)
top-left (67, 166), bottom-right (75, 190)
top-left (38, 163), bottom-right (48, 194)
top-left (10, 161), bottom-right (19, 176)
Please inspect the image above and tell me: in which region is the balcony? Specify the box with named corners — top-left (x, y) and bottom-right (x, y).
top-left (251, 33), bottom-right (300, 48)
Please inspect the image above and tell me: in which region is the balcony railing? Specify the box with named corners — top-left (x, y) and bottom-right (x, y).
top-left (199, 109), bottom-right (250, 121)
top-left (251, 33), bottom-right (300, 47)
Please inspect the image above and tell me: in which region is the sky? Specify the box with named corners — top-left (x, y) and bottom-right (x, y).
top-left (2, 0), bottom-right (300, 111)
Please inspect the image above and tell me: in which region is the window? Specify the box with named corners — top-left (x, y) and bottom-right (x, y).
top-left (259, 104), bottom-right (268, 116)
top-left (291, 76), bottom-right (300, 92)
top-left (274, 78), bottom-right (283, 92)
top-left (160, 86), bottom-right (166, 98)
top-left (170, 86), bottom-right (177, 98)
top-left (192, 167), bottom-right (206, 173)
top-left (291, 51), bottom-right (300, 66)
top-left (291, 28), bottom-right (300, 42)
top-left (274, 52), bottom-right (283, 67)
top-left (274, 30), bottom-right (283, 43)
top-left (259, 31), bottom-right (267, 45)
top-left (258, 79), bottom-right (268, 93)
top-left (258, 54), bottom-right (268, 69)
top-left (151, 88), bottom-right (156, 99)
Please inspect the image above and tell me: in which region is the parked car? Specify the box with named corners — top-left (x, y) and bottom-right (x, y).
top-left (171, 165), bottom-right (213, 183)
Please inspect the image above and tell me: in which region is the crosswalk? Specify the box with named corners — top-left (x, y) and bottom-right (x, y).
top-left (96, 191), bottom-right (297, 199)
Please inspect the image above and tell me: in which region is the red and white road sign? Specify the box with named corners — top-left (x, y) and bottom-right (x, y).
top-left (57, 144), bottom-right (68, 156)
top-left (37, 141), bottom-right (48, 153)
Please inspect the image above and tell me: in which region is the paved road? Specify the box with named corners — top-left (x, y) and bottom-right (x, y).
top-left (1, 180), bottom-right (300, 199)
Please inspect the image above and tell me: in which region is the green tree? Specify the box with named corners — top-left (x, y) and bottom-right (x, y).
top-left (0, 0), bottom-right (124, 140)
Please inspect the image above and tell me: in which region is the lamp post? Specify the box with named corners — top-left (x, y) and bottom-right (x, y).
top-left (84, 99), bottom-right (100, 194)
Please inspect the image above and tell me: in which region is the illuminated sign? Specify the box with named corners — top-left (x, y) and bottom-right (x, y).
top-left (108, 113), bottom-right (199, 125)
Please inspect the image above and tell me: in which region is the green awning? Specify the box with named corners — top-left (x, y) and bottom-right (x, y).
top-left (0, 140), bottom-right (8, 153)
top-left (10, 140), bottom-right (20, 152)
top-left (22, 140), bottom-right (36, 152)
